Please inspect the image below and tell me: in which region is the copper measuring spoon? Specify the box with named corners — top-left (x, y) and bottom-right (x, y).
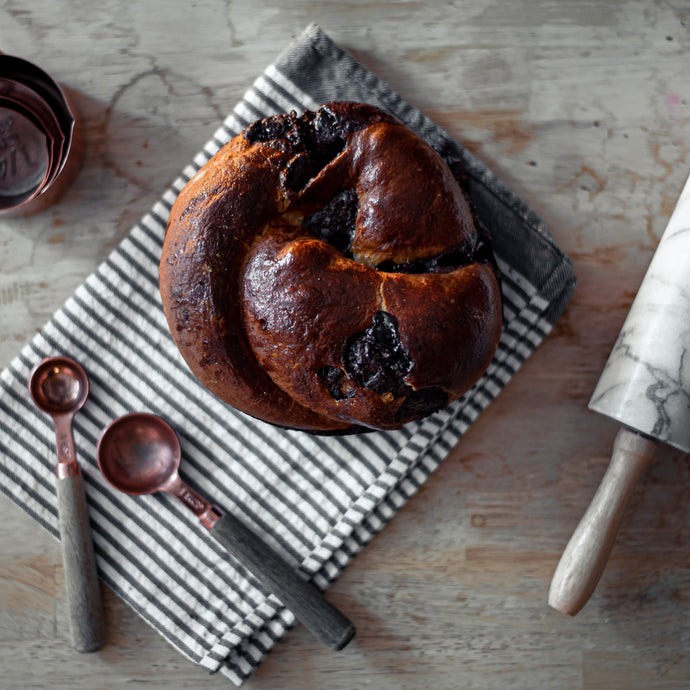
top-left (96, 412), bottom-right (355, 651)
top-left (29, 357), bottom-right (106, 652)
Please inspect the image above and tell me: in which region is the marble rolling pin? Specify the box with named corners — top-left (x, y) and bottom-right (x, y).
top-left (549, 172), bottom-right (690, 615)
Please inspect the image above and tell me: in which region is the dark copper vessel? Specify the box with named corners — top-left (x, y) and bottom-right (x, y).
top-left (0, 52), bottom-right (83, 217)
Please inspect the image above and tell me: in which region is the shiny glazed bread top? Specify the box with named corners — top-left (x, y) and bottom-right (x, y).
top-left (160, 102), bottom-right (502, 433)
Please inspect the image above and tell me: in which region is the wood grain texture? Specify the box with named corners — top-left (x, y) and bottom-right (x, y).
top-left (1, 0), bottom-right (689, 688)
top-left (548, 429), bottom-right (658, 616)
top-left (211, 512), bottom-right (356, 651)
top-left (55, 474), bottom-right (106, 653)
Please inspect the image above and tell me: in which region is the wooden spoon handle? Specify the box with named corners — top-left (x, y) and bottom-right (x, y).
top-left (210, 512), bottom-right (355, 650)
top-left (548, 427), bottom-right (657, 616)
top-left (56, 472), bottom-right (106, 652)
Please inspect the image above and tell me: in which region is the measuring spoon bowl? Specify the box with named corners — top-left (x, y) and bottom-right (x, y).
top-left (29, 356), bottom-right (88, 417)
top-left (96, 412), bottom-right (181, 495)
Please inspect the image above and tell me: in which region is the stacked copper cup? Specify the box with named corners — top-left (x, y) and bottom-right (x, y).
top-left (0, 53), bottom-right (83, 217)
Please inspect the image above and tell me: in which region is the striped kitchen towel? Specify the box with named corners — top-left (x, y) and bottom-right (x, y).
top-left (0, 24), bottom-right (576, 686)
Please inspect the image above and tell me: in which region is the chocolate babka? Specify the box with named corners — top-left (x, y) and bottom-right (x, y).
top-left (160, 102), bottom-right (502, 432)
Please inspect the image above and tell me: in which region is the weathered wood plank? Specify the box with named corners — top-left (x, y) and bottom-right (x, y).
top-left (1, 1), bottom-right (689, 688)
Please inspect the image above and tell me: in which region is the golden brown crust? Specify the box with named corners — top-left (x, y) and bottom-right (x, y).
top-left (160, 102), bottom-right (502, 432)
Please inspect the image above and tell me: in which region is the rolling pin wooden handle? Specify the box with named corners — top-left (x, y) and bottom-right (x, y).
top-left (210, 512), bottom-right (355, 651)
top-left (56, 472), bottom-right (107, 652)
top-left (548, 427), bottom-right (657, 616)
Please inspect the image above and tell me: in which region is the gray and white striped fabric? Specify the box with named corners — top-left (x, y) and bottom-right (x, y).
top-left (0, 24), bottom-right (575, 686)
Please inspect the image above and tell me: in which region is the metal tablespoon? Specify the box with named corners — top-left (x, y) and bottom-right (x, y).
top-left (29, 356), bottom-right (106, 652)
top-left (96, 412), bottom-right (355, 651)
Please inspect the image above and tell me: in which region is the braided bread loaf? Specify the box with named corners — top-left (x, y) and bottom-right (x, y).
top-left (160, 102), bottom-right (502, 433)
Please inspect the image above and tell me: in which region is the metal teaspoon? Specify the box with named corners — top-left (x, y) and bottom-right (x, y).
top-left (29, 356), bottom-right (106, 652)
top-left (96, 412), bottom-right (355, 651)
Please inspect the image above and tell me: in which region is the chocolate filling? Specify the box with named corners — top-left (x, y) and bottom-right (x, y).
top-left (343, 311), bottom-right (412, 397)
top-left (376, 236), bottom-right (478, 275)
top-left (244, 107), bottom-right (347, 192)
top-left (317, 366), bottom-right (355, 401)
top-left (324, 311), bottom-right (450, 421)
top-left (302, 188), bottom-right (358, 254)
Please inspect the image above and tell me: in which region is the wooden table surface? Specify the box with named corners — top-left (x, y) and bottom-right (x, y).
top-left (1, 1), bottom-right (689, 688)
